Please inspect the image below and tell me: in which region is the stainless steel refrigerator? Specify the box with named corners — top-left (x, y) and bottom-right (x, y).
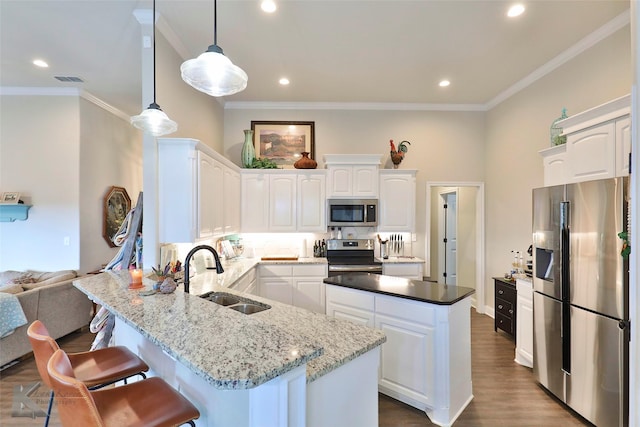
top-left (532, 177), bottom-right (629, 427)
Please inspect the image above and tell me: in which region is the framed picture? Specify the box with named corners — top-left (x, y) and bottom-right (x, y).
top-left (103, 186), bottom-right (131, 248)
top-left (251, 121), bottom-right (315, 168)
top-left (1, 192), bottom-right (20, 203)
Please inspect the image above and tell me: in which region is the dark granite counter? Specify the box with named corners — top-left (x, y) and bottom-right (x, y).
top-left (323, 273), bottom-right (475, 305)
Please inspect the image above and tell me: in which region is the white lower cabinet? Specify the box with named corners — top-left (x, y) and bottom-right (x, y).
top-left (325, 284), bottom-right (473, 426)
top-left (382, 263), bottom-right (424, 280)
top-left (231, 268), bottom-right (257, 295)
top-left (326, 285), bottom-right (375, 327)
top-left (258, 264), bottom-right (328, 313)
top-left (515, 279), bottom-right (533, 368)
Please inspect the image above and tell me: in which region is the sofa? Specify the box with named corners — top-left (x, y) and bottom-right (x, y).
top-left (0, 270), bottom-right (93, 367)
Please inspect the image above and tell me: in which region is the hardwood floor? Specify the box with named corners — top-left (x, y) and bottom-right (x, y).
top-left (0, 311), bottom-right (590, 426)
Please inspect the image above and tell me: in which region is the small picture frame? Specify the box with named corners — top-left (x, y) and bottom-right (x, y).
top-left (1, 192), bottom-right (20, 203)
top-left (251, 121), bottom-right (315, 168)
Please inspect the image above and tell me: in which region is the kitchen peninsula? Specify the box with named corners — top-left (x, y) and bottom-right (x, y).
top-left (324, 274), bottom-right (475, 427)
top-left (73, 265), bottom-right (386, 427)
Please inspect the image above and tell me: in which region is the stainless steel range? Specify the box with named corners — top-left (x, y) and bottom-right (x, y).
top-left (326, 239), bottom-right (382, 277)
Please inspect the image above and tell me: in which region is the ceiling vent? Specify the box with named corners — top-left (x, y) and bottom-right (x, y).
top-left (54, 76), bottom-right (84, 82)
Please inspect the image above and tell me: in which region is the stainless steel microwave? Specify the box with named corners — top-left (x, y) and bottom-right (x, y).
top-left (327, 199), bottom-right (378, 227)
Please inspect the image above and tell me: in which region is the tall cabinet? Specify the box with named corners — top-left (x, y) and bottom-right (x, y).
top-left (158, 138), bottom-right (241, 243)
top-left (378, 170), bottom-right (417, 231)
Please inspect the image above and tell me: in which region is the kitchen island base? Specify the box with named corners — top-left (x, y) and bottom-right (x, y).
top-left (114, 318), bottom-right (307, 427)
top-left (324, 276), bottom-right (474, 427)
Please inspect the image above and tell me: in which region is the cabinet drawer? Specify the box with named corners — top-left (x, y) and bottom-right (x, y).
top-left (495, 282), bottom-right (516, 304)
top-left (326, 284), bottom-right (375, 311)
top-left (259, 264), bottom-right (293, 277)
top-left (495, 297), bottom-right (514, 318)
top-left (375, 294), bottom-right (436, 326)
top-left (292, 264), bottom-right (327, 277)
top-left (496, 312), bottom-right (514, 336)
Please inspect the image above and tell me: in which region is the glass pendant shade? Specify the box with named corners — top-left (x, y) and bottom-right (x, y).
top-left (130, 102), bottom-right (178, 136)
top-left (181, 44), bottom-right (248, 97)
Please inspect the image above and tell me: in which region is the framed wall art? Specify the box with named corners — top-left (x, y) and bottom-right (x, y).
top-left (251, 121), bottom-right (315, 168)
top-left (103, 186), bottom-right (131, 247)
top-left (1, 192), bottom-right (20, 203)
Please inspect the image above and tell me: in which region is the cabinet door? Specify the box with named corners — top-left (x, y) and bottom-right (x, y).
top-left (542, 149), bottom-right (568, 187)
top-left (269, 174), bottom-right (297, 231)
top-left (211, 159), bottom-right (224, 236)
top-left (616, 116), bottom-right (631, 177)
top-left (327, 166), bottom-right (353, 197)
top-left (198, 151), bottom-right (216, 239)
top-left (223, 168), bottom-right (241, 234)
top-left (516, 289), bottom-right (534, 367)
top-left (378, 172), bottom-right (416, 231)
top-left (259, 277), bottom-right (293, 305)
top-left (292, 278), bottom-right (325, 313)
top-left (297, 173), bottom-right (326, 231)
top-left (325, 285), bottom-right (375, 327)
top-left (567, 122), bottom-right (616, 183)
top-left (241, 173), bottom-right (269, 232)
top-left (352, 165), bottom-right (378, 198)
top-left (375, 313), bottom-right (435, 406)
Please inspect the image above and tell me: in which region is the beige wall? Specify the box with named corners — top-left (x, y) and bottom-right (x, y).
top-left (224, 109), bottom-right (486, 264)
top-left (79, 98), bottom-right (142, 273)
top-left (156, 32), bottom-right (225, 152)
top-left (484, 26), bottom-right (630, 309)
top-left (0, 96), bottom-right (81, 271)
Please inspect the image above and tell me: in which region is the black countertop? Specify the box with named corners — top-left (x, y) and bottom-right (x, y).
top-left (323, 274), bottom-right (475, 305)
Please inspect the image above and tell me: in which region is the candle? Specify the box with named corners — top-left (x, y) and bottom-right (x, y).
top-left (129, 268), bottom-right (143, 289)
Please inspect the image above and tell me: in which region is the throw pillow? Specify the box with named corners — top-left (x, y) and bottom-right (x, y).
top-left (11, 274), bottom-right (37, 285)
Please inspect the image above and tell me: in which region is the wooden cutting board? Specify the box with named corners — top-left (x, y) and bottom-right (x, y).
top-left (261, 256), bottom-right (299, 261)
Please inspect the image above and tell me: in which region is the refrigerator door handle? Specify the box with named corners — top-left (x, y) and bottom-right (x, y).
top-left (560, 201), bottom-right (571, 375)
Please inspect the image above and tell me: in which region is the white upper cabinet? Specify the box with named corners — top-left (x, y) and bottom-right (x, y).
top-left (378, 170), bottom-right (417, 232)
top-left (269, 174), bottom-right (297, 231)
top-left (297, 172), bottom-right (326, 231)
top-left (241, 170), bottom-right (327, 233)
top-left (223, 168), bottom-right (241, 235)
top-left (158, 138), bottom-right (241, 243)
top-left (324, 154), bottom-right (382, 198)
top-left (541, 94), bottom-right (630, 186)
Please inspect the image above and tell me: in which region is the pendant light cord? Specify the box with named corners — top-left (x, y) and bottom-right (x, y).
top-left (152, 0), bottom-right (157, 105)
top-left (213, 0), bottom-right (218, 46)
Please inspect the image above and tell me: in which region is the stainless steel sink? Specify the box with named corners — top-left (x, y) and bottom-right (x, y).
top-left (228, 303), bottom-right (269, 314)
top-left (200, 292), bottom-right (270, 314)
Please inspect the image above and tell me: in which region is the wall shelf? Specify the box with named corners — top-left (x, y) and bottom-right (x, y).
top-left (0, 204), bottom-right (32, 222)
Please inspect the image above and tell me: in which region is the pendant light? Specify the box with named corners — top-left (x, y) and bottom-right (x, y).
top-left (130, 0), bottom-right (177, 136)
top-left (180, 0), bottom-right (248, 97)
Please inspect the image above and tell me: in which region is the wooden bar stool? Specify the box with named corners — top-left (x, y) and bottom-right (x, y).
top-left (27, 320), bottom-right (149, 427)
top-left (48, 348), bottom-right (200, 426)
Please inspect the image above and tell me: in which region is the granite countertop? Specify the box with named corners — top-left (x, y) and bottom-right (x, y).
top-left (74, 258), bottom-right (384, 390)
top-left (324, 274), bottom-right (475, 305)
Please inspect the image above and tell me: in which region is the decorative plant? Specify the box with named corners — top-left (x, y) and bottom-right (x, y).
top-left (618, 231), bottom-right (630, 258)
top-left (250, 157), bottom-right (279, 169)
top-left (152, 262), bottom-right (173, 280)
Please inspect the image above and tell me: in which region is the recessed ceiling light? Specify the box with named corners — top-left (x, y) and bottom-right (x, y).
top-left (439, 80), bottom-right (450, 87)
top-left (507, 4), bottom-right (525, 17)
top-left (279, 77), bottom-right (290, 85)
top-left (261, 0), bottom-right (277, 13)
top-left (33, 59), bottom-right (49, 68)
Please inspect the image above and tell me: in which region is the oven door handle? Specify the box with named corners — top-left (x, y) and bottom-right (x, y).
top-left (328, 265), bottom-right (383, 272)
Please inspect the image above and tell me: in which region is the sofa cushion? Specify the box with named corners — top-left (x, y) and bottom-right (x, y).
top-left (16, 271), bottom-right (77, 290)
top-left (0, 283), bottom-right (23, 294)
top-left (0, 271), bottom-right (25, 285)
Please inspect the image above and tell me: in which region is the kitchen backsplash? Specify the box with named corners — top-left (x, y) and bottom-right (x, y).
top-left (161, 228), bottom-right (413, 269)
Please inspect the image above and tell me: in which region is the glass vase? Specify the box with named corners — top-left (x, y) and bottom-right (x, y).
top-left (241, 129), bottom-right (255, 168)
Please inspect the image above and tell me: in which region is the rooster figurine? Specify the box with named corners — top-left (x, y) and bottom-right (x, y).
top-left (389, 139), bottom-right (411, 169)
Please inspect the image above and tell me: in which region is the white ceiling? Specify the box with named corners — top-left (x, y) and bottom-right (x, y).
top-left (0, 0), bottom-right (630, 116)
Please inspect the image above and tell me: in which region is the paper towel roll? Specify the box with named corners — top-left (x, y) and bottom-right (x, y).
top-left (301, 239), bottom-right (307, 258)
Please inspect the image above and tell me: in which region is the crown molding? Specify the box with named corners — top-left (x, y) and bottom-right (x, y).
top-left (0, 86), bottom-right (130, 122)
top-left (485, 10), bottom-right (630, 110)
top-left (224, 101), bottom-right (486, 112)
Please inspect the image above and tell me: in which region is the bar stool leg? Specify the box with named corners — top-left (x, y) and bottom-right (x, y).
top-left (43, 390), bottom-right (54, 427)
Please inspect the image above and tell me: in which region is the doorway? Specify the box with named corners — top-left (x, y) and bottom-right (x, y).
top-left (439, 190), bottom-right (457, 285)
top-left (426, 182), bottom-right (485, 313)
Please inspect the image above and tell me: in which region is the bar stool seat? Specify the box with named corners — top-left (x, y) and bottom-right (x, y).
top-left (48, 348), bottom-right (200, 427)
top-left (27, 320), bottom-right (149, 427)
